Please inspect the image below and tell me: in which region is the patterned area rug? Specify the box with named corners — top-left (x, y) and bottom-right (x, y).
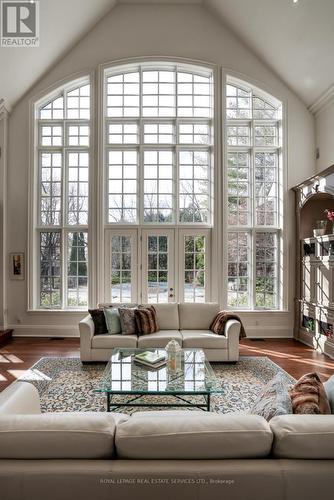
top-left (19, 356), bottom-right (295, 414)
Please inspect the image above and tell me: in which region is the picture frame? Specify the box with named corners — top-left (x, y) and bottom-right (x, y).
top-left (9, 252), bottom-right (25, 280)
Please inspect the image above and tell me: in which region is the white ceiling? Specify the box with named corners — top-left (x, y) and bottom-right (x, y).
top-left (0, 0), bottom-right (116, 110)
top-left (207, 0), bottom-right (334, 108)
top-left (0, 0), bottom-right (334, 110)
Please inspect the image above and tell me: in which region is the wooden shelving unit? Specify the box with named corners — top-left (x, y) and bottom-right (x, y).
top-left (294, 165), bottom-right (334, 358)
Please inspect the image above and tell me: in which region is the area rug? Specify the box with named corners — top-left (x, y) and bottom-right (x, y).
top-left (19, 356), bottom-right (295, 414)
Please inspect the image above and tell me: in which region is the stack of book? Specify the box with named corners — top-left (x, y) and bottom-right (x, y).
top-left (134, 351), bottom-right (167, 369)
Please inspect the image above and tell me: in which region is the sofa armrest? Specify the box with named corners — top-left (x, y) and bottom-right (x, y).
top-left (79, 315), bottom-right (94, 362)
top-left (224, 319), bottom-right (241, 362)
top-left (0, 382), bottom-right (41, 415)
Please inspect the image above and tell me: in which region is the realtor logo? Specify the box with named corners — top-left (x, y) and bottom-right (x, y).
top-left (1, 0), bottom-right (39, 47)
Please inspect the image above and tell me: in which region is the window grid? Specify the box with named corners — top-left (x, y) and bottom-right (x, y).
top-left (36, 80), bottom-right (90, 309)
top-left (40, 124), bottom-right (63, 147)
top-left (108, 150), bottom-right (138, 223)
top-left (66, 232), bottom-right (88, 308)
top-left (67, 124), bottom-right (90, 147)
top-left (110, 235), bottom-right (132, 303)
top-left (226, 79), bottom-right (282, 310)
top-left (227, 232), bottom-right (250, 308)
top-left (105, 64), bottom-right (213, 227)
top-left (184, 235), bottom-right (206, 303)
top-left (147, 235), bottom-right (169, 303)
top-left (144, 150), bottom-right (174, 223)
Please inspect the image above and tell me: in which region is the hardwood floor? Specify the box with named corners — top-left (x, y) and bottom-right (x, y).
top-left (0, 337), bottom-right (334, 393)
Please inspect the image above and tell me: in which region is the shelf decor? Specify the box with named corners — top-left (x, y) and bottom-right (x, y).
top-left (324, 209), bottom-right (334, 235)
top-left (293, 165), bottom-right (334, 358)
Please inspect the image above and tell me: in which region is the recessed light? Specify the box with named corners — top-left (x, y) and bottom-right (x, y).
top-left (293, 0), bottom-right (299, 4)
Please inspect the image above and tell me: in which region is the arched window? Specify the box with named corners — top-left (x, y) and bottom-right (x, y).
top-left (103, 62), bottom-right (214, 304)
top-left (33, 77), bottom-right (90, 309)
top-left (225, 76), bottom-right (282, 309)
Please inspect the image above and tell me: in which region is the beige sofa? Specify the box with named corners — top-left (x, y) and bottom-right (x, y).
top-left (1, 381), bottom-right (334, 500)
top-left (79, 303), bottom-right (241, 363)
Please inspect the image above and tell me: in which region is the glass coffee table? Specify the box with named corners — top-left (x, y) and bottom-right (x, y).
top-left (96, 348), bottom-right (223, 412)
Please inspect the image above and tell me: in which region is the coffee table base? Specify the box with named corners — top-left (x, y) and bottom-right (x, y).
top-left (105, 392), bottom-right (211, 412)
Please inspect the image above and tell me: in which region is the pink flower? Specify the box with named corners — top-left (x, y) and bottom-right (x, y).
top-left (324, 209), bottom-right (334, 222)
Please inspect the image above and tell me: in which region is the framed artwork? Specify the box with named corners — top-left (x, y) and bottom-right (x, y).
top-left (9, 253), bottom-right (25, 280)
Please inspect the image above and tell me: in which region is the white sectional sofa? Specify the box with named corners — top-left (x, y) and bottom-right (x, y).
top-left (1, 381), bottom-right (334, 500)
top-left (79, 302), bottom-right (241, 363)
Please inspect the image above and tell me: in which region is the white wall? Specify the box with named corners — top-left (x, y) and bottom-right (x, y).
top-left (315, 98), bottom-right (334, 172)
top-left (5, 3), bottom-right (315, 337)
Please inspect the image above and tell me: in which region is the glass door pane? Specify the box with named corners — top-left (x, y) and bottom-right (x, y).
top-left (142, 229), bottom-right (174, 303)
top-left (106, 230), bottom-right (137, 303)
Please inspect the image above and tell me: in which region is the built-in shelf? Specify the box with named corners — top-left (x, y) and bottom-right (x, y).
top-left (294, 165), bottom-right (334, 358)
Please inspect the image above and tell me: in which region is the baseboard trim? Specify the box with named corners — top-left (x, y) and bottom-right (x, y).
top-left (9, 324), bottom-right (79, 338)
top-left (9, 323), bottom-right (293, 339)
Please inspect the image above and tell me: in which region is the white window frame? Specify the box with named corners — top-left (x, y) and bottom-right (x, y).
top-left (103, 62), bottom-right (214, 227)
top-left (178, 228), bottom-right (211, 303)
top-left (223, 73), bottom-right (285, 311)
top-left (98, 60), bottom-right (217, 306)
top-left (29, 74), bottom-right (93, 311)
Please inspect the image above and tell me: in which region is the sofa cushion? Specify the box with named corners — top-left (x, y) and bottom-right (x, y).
top-left (289, 372), bottom-right (331, 414)
top-left (137, 330), bottom-right (182, 348)
top-left (178, 303), bottom-right (220, 330)
top-left (118, 307), bottom-right (138, 335)
top-left (88, 308), bottom-right (108, 335)
top-left (135, 306), bottom-right (159, 335)
top-left (115, 412), bottom-right (272, 459)
top-left (142, 303), bottom-right (179, 330)
top-left (181, 330), bottom-right (228, 349)
top-left (324, 374), bottom-right (334, 413)
top-left (91, 334), bottom-right (137, 349)
top-left (0, 412), bottom-right (128, 459)
top-left (270, 414), bottom-right (334, 459)
top-left (249, 373), bottom-right (293, 421)
top-left (103, 307), bottom-right (121, 334)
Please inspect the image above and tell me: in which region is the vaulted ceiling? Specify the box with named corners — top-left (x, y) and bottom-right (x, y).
top-left (0, 0), bottom-right (333, 111)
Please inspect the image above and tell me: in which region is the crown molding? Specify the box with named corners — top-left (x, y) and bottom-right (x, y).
top-left (308, 84), bottom-right (334, 115)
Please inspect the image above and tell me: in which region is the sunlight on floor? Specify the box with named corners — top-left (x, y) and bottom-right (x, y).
top-left (8, 368), bottom-right (51, 381)
top-left (0, 354), bottom-right (24, 363)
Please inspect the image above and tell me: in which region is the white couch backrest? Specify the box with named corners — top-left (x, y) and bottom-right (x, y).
top-left (270, 414), bottom-right (334, 459)
top-left (178, 303), bottom-right (220, 330)
top-left (115, 411), bottom-right (273, 459)
top-left (0, 412), bottom-right (128, 459)
top-left (142, 303), bottom-right (179, 330)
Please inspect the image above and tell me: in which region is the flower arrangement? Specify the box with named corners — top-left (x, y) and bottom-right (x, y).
top-left (324, 209), bottom-right (334, 234)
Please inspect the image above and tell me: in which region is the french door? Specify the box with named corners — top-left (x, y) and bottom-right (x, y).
top-left (104, 228), bottom-right (210, 304)
top-left (141, 229), bottom-right (175, 303)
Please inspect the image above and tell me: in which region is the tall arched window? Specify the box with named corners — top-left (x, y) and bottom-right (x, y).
top-left (33, 77), bottom-right (90, 309)
top-left (225, 76), bottom-right (282, 309)
top-left (103, 62), bottom-right (214, 304)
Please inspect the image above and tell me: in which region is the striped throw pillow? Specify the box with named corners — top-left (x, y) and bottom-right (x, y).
top-left (210, 311), bottom-right (226, 335)
top-left (135, 306), bottom-right (159, 335)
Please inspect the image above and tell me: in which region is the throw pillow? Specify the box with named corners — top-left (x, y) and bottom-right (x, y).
top-left (135, 306), bottom-right (159, 335)
top-left (210, 311), bottom-right (246, 339)
top-left (103, 307), bottom-right (121, 335)
top-left (118, 307), bottom-right (137, 335)
top-left (324, 375), bottom-right (334, 413)
top-left (249, 372), bottom-right (293, 421)
top-left (88, 309), bottom-right (108, 335)
top-left (289, 372), bottom-right (331, 414)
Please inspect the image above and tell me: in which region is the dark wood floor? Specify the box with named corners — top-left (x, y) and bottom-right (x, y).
top-left (1, 337), bottom-right (334, 392)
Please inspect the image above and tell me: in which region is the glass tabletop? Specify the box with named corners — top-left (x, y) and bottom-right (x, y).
top-left (96, 348), bottom-right (224, 395)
